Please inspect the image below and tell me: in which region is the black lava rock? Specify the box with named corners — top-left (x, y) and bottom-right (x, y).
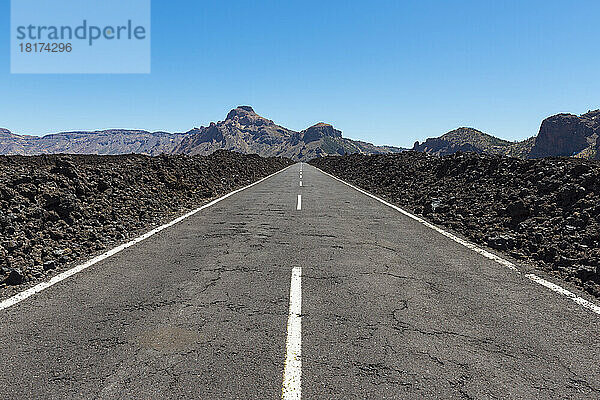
top-left (310, 152), bottom-right (600, 298)
top-left (2, 267), bottom-right (24, 285)
top-left (0, 151), bottom-right (293, 291)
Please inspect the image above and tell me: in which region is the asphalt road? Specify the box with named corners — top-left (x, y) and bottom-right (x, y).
top-left (1, 163), bottom-right (600, 399)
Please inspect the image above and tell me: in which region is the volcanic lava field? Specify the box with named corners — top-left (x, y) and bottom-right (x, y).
top-left (311, 152), bottom-right (600, 297)
top-left (0, 151), bottom-right (292, 293)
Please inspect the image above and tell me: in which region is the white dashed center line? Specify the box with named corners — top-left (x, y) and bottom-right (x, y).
top-left (296, 195), bottom-right (302, 210)
top-left (282, 267), bottom-right (302, 399)
top-left (299, 181), bottom-right (302, 187)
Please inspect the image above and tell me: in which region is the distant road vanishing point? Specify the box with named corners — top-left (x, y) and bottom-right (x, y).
top-left (1, 163), bottom-right (599, 399)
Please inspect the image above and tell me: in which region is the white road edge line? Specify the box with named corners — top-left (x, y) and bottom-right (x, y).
top-left (0, 164), bottom-right (295, 312)
top-left (282, 267), bottom-right (302, 400)
top-left (297, 194), bottom-right (302, 210)
top-left (315, 166), bottom-right (600, 316)
top-left (525, 273), bottom-right (600, 314)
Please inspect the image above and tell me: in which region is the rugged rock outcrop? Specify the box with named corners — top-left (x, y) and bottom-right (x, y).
top-left (298, 123), bottom-right (342, 143)
top-left (529, 111), bottom-right (599, 159)
top-left (0, 151), bottom-right (292, 291)
top-left (310, 152), bottom-right (600, 297)
top-left (173, 106), bottom-right (295, 157)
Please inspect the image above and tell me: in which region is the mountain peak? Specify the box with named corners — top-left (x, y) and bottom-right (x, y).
top-left (440, 127), bottom-right (487, 139)
top-left (301, 122), bottom-right (342, 143)
top-left (226, 105), bottom-right (258, 120)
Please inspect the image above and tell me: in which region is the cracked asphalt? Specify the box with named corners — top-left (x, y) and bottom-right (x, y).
top-left (1, 163), bottom-right (600, 399)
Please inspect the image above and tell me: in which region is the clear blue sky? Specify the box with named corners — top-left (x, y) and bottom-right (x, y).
top-left (1, 0), bottom-right (599, 148)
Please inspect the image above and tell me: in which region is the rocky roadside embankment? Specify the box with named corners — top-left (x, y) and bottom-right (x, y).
top-left (0, 150), bottom-right (292, 292)
top-left (310, 152), bottom-right (600, 297)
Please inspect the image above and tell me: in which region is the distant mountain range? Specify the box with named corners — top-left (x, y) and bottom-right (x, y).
top-left (2, 107), bottom-right (600, 160)
top-left (0, 106), bottom-right (404, 161)
top-left (413, 110), bottom-right (600, 159)
top-left (0, 128), bottom-right (186, 156)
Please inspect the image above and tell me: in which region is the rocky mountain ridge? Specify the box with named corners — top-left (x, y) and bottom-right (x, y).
top-left (0, 129), bottom-right (186, 157)
top-left (413, 127), bottom-right (535, 158)
top-left (172, 106), bottom-right (404, 160)
top-left (0, 106), bottom-right (404, 161)
top-left (5, 107), bottom-right (600, 160)
top-left (412, 110), bottom-right (600, 159)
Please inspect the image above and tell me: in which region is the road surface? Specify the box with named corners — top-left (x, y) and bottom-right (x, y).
top-left (1, 163), bottom-right (599, 399)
